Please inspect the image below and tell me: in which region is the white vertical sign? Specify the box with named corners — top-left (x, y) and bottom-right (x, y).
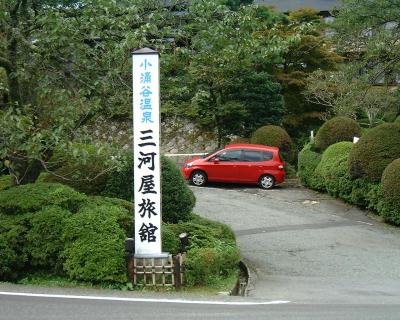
top-left (132, 48), bottom-right (162, 255)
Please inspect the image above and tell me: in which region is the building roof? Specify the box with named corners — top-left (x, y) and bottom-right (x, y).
top-left (255, 0), bottom-right (341, 12)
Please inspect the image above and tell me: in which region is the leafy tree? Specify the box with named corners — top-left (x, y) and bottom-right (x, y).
top-left (304, 0), bottom-right (400, 126)
top-left (273, 8), bottom-right (342, 143)
top-left (0, 0), bottom-right (180, 184)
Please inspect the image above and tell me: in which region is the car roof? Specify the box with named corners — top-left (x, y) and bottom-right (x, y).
top-left (225, 143), bottom-right (279, 151)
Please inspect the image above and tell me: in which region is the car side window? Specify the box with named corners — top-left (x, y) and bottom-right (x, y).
top-left (262, 151), bottom-right (273, 161)
top-left (243, 150), bottom-right (263, 162)
top-left (212, 149), bottom-right (242, 162)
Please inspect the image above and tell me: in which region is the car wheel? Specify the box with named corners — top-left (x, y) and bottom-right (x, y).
top-left (190, 171), bottom-right (207, 187)
top-left (259, 174), bottom-right (275, 189)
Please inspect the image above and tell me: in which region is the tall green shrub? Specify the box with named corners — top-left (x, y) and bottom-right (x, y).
top-left (314, 116), bottom-right (361, 152)
top-left (314, 142), bottom-right (353, 200)
top-left (380, 159), bottom-right (400, 225)
top-left (103, 154), bottom-right (195, 224)
top-left (348, 123), bottom-right (400, 182)
top-left (297, 142), bottom-right (322, 188)
top-left (251, 125), bottom-right (295, 163)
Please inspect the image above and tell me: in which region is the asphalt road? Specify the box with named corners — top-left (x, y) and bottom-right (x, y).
top-left (1, 183), bottom-right (400, 319)
top-left (1, 289), bottom-right (400, 320)
top-left (192, 183), bottom-right (400, 305)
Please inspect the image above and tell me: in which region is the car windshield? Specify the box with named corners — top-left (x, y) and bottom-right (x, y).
top-left (201, 147), bottom-right (223, 158)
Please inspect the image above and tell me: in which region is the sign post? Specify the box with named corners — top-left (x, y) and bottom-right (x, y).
top-left (132, 48), bottom-right (164, 257)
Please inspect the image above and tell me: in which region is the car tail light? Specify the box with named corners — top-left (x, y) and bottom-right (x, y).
top-left (278, 165), bottom-right (284, 170)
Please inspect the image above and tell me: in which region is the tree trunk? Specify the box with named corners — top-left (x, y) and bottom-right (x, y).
top-left (10, 158), bottom-right (43, 185)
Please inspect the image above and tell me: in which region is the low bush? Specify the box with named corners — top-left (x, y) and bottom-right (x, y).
top-left (348, 123), bottom-right (400, 182)
top-left (251, 125), bottom-right (295, 163)
top-left (349, 178), bottom-right (381, 210)
top-left (314, 116), bottom-right (361, 152)
top-left (314, 142), bottom-right (353, 200)
top-left (62, 203), bottom-right (130, 283)
top-left (184, 243), bottom-right (240, 286)
top-left (380, 159), bottom-right (400, 225)
top-left (25, 206), bottom-right (72, 270)
top-left (0, 183), bottom-right (86, 215)
top-left (297, 142), bottom-right (322, 188)
top-left (0, 214), bottom-right (30, 280)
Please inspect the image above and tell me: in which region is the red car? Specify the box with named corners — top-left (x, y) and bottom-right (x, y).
top-left (181, 143), bottom-right (285, 189)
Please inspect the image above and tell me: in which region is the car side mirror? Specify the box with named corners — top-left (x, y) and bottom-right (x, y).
top-left (213, 158), bottom-right (220, 164)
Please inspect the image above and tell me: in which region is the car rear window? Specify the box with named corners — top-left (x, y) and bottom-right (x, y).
top-left (243, 149), bottom-right (273, 162)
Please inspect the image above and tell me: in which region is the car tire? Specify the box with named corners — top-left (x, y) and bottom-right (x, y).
top-left (190, 171), bottom-right (207, 187)
top-left (259, 174), bottom-right (275, 189)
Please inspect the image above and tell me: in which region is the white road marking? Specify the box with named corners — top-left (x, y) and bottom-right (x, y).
top-left (356, 221), bottom-right (374, 226)
top-left (0, 291), bottom-right (290, 305)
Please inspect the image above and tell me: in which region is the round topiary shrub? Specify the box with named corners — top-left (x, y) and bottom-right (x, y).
top-left (103, 153), bottom-right (195, 224)
top-left (314, 116), bottom-right (361, 152)
top-left (380, 159), bottom-right (400, 225)
top-left (297, 142), bottom-right (322, 189)
top-left (314, 142), bottom-right (353, 200)
top-left (251, 125), bottom-right (295, 162)
top-left (348, 123), bottom-right (400, 182)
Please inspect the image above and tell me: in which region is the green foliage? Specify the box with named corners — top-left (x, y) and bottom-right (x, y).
top-left (62, 203), bottom-right (129, 283)
top-left (0, 175), bottom-right (11, 191)
top-left (0, 214), bottom-right (30, 280)
top-left (314, 142), bottom-right (353, 200)
top-left (45, 143), bottom-right (111, 195)
top-left (297, 142), bottom-right (322, 188)
top-left (314, 117), bottom-right (361, 152)
top-left (160, 156), bottom-right (196, 223)
top-left (277, 9), bottom-right (342, 141)
top-left (161, 225), bottom-right (181, 254)
top-left (380, 159), bottom-right (400, 225)
top-left (185, 244), bottom-right (240, 286)
top-left (189, 214), bottom-right (236, 242)
top-left (349, 178), bottom-right (381, 211)
top-left (25, 206), bottom-right (72, 270)
top-left (0, 183), bottom-right (86, 215)
top-left (103, 154), bottom-right (195, 224)
top-left (348, 123), bottom-right (400, 182)
top-left (251, 125), bottom-right (295, 163)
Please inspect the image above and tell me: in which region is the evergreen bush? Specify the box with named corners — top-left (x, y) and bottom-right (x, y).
top-left (0, 183), bottom-right (86, 215)
top-left (297, 142), bottom-right (322, 188)
top-left (348, 123), bottom-right (400, 182)
top-left (25, 206), bottom-right (72, 270)
top-left (314, 142), bottom-right (353, 200)
top-left (314, 116), bottom-right (361, 152)
top-left (62, 203), bottom-right (130, 283)
top-left (103, 153), bottom-right (195, 224)
top-left (380, 159), bottom-right (400, 225)
top-left (250, 125), bottom-right (295, 163)
top-left (184, 243), bottom-right (240, 286)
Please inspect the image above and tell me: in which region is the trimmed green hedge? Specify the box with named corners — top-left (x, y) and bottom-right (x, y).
top-left (348, 123), bottom-right (400, 182)
top-left (380, 159), bottom-right (400, 225)
top-left (0, 183), bottom-right (86, 215)
top-left (314, 116), bottom-right (361, 152)
top-left (62, 203), bottom-right (130, 283)
top-left (251, 125), bottom-right (295, 163)
top-left (314, 142), bottom-right (353, 200)
top-left (0, 182), bottom-right (239, 287)
top-left (297, 142), bottom-right (322, 188)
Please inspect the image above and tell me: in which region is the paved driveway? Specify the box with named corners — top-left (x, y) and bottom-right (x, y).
top-left (191, 184), bottom-right (400, 304)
